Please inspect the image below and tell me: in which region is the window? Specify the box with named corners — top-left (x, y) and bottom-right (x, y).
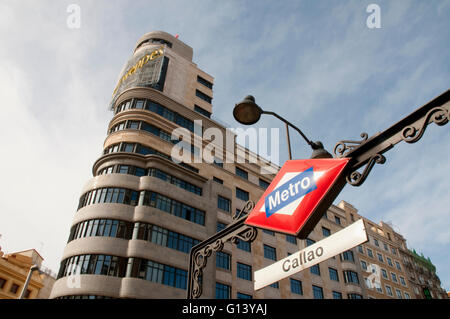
top-left (10, 283), bottom-right (20, 294)
top-left (329, 268), bottom-right (339, 281)
top-left (395, 289), bottom-right (402, 299)
top-left (385, 285), bottom-right (393, 296)
top-left (400, 276), bottom-right (406, 286)
top-left (381, 269), bottom-right (388, 279)
top-left (334, 216), bottom-right (341, 225)
top-left (391, 273), bottom-right (398, 283)
top-left (263, 229), bottom-right (275, 236)
top-left (306, 238), bottom-right (315, 247)
top-left (213, 176), bottom-right (223, 184)
top-left (358, 245), bottom-right (364, 254)
top-left (374, 238), bottom-right (379, 247)
top-left (310, 265), bottom-right (320, 276)
top-left (347, 293), bottom-right (363, 299)
top-left (343, 270), bottom-right (359, 285)
top-left (290, 279), bottom-right (303, 295)
top-left (24, 289), bottom-right (32, 299)
top-left (236, 188), bottom-right (249, 201)
top-left (322, 227), bottom-right (331, 237)
top-left (237, 292), bottom-right (252, 299)
top-left (384, 243), bottom-right (389, 251)
top-left (386, 257), bottom-right (393, 267)
top-left (197, 75), bottom-right (213, 89)
top-left (259, 179), bottom-right (270, 189)
top-left (332, 291), bottom-right (342, 299)
top-left (194, 105), bottom-right (211, 118)
top-left (217, 222), bottom-right (227, 232)
top-left (361, 260), bottom-right (367, 271)
top-left (269, 282), bottom-right (279, 289)
top-left (236, 239), bottom-right (251, 252)
top-left (312, 285), bottom-right (323, 299)
top-left (237, 263), bottom-right (252, 281)
top-left (0, 278), bottom-right (6, 289)
top-left (404, 292), bottom-right (411, 299)
top-left (218, 196), bottom-right (231, 213)
top-left (215, 283), bottom-right (231, 299)
top-left (341, 250), bottom-right (355, 262)
top-left (391, 247), bottom-right (397, 255)
top-left (216, 252), bottom-right (231, 270)
top-left (195, 89), bottom-right (212, 104)
top-left (264, 245), bottom-right (277, 261)
top-left (286, 235), bottom-right (297, 245)
top-left (235, 167), bottom-right (248, 180)
top-left (367, 248), bottom-right (373, 258)
top-left (395, 261), bottom-right (402, 271)
top-left (377, 253), bottom-right (384, 263)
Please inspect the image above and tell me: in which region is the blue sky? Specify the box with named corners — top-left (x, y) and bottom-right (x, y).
top-left (0, 0), bottom-right (449, 292)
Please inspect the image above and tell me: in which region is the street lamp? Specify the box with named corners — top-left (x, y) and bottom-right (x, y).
top-left (18, 264), bottom-right (40, 299)
top-left (233, 95), bottom-right (333, 160)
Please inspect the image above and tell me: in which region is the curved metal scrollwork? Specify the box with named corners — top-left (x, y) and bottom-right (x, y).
top-left (402, 106), bottom-right (449, 144)
top-left (233, 200), bottom-right (255, 220)
top-left (346, 153), bottom-right (386, 186)
top-left (188, 200), bottom-right (258, 299)
top-left (333, 133), bottom-right (369, 157)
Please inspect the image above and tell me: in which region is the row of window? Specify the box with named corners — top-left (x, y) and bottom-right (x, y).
top-left (77, 187), bottom-right (139, 210)
top-left (109, 119), bottom-right (174, 143)
top-left (0, 277), bottom-right (31, 298)
top-left (364, 279), bottom-right (411, 299)
top-left (56, 295), bottom-right (115, 299)
top-left (58, 255), bottom-right (187, 290)
top-left (361, 260), bottom-right (407, 286)
top-left (358, 245), bottom-right (402, 271)
top-left (114, 98), bottom-right (196, 134)
top-left (368, 233), bottom-right (398, 255)
top-left (77, 187), bottom-right (205, 226)
top-left (68, 219), bottom-right (133, 242)
top-left (322, 211), bottom-right (343, 226)
top-left (103, 141), bottom-right (199, 173)
top-left (141, 190), bottom-right (205, 225)
top-left (214, 281), bottom-right (358, 299)
top-left (67, 219), bottom-right (199, 255)
top-left (98, 164), bottom-right (202, 196)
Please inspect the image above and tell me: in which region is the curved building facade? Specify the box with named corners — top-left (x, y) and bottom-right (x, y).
top-left (51, 31), bottom-right (377, 300)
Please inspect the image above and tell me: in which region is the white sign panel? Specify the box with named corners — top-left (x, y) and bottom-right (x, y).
top-left (254, 219), bottom-right (368, 290)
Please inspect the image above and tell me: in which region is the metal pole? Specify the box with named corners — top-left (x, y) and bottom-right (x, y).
top-left (285, 122), bottom-right (293, 160)
top-left (18, 265), bottom-right (39, 299)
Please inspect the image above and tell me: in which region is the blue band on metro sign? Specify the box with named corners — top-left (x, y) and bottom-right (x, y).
top-left (265, 167), bottom-right (317, 218)
top-left (245, 158), bottom-right (350, 236)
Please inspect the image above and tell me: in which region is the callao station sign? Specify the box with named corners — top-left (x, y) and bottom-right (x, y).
top-left (245, 158), bottom-right (351, 238)
top-left (244, 158), bottom-right (370, 290)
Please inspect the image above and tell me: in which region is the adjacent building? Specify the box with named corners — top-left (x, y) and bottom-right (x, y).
top-left (0, 248), bottom-right (56, 299)
top-left (50, 31), bottom-right (447, 299)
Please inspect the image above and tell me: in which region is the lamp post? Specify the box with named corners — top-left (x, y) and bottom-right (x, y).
top-left (233, 95), bottom-right (333, 159)
top-left (18, 264), bottom-right (39, 299)
top-left (187, 89), bottom-right (449, 299)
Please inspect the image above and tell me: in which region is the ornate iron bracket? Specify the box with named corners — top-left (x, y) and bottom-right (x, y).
top-left (333, 133), bottom-right (369, 158)
top-left (401, 106), bottom-right (449, 144)
top-left (187, 201), bottom-right (257, 299)
top-left (334, 89), bottom-right (450, 187)
top-left (346, 154), bottom-right (386, 186)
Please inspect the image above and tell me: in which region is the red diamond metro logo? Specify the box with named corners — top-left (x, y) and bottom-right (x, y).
top-left (245, 158), bottom-right (350, 238)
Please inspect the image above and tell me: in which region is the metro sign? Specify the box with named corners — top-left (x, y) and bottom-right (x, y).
top-left (245, 158), bottom-right (350, 238)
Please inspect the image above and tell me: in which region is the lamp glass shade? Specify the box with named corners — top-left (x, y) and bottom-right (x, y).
top-left (233, 96), bottom-right (263, 125)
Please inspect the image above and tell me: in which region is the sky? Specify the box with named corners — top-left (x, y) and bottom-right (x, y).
top-left (0, 0), bottom-right (449, 292)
